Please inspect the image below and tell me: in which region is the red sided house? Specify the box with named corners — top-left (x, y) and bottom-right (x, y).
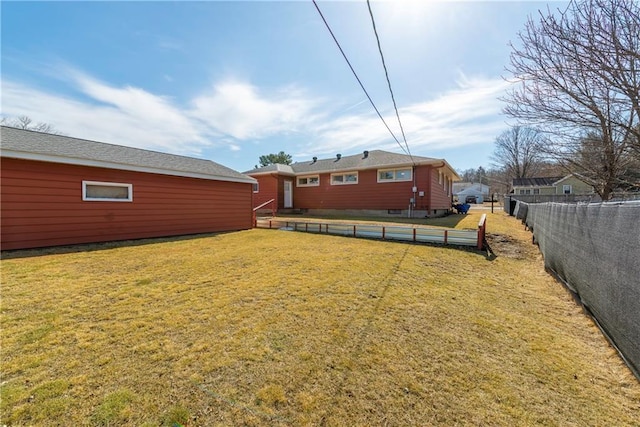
top-left (245, 150), bottom-right (460, 218)
top-left (0, 126), bottom-right (256, 250)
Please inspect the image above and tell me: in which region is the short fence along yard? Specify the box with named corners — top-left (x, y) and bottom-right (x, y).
top-left (1, 212), bottom-right (639, 426)
top-left (255, 214), bottom-right (486, 249)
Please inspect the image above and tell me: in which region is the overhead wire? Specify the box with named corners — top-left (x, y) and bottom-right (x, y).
top-left (311, 0), bottom-right (408, 155)
top-left (366, 0), bottom-right (414, 164)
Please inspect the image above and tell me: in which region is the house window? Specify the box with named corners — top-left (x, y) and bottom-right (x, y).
top-left (519, 189), bottom-right (525, 195)
top-left (253, 183), bottom-right (259, 193)
top-left (563, 184), bottom-right (572, 194)
top-left (378, 168), bottom-right (412, 182)
top-left (533, 188), bottom-right (540, 195)
top-left (83, 181), bottom-right (132, 202)
top-left (331, 172), bottom-right (358, 185)
top-left (297, 175), bottom-right (319, 187)
top-left (525, 189), bottom-right (531, 195)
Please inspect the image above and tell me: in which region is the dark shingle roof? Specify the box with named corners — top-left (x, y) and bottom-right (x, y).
top-left (0, 126), bottom-right (255, 184)
top-left (244, 150), bottom-right (457, 177)
top-left (512, 176), bottom-right (565, 187)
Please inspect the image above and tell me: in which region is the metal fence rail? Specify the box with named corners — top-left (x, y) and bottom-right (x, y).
top-left (255, 216), bottom-right (487, 249)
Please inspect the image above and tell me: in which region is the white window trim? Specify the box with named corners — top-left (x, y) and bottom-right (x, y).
top-left (330, 172), bottom-right (358, 185)
top-left (253, 182), bottom-right (259, 193)
top-left (82, 180), bottom-right (133, 202)
top-left (377, 168), bottom-right (412, 183)
top-left (297, 175), bottom-right (320, 187)
top-left (563, 184), bottom-right (572, 194)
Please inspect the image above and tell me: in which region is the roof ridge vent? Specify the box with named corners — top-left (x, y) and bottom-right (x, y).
top-left (336, 153), bottom-right (342, 161)
top-left (363, 150), bottom-right (369, 158)
top-left (312, 156), bottom-right (317, 164)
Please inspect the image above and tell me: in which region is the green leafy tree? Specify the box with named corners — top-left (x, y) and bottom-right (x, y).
top-left (256, 151), bottom-right (292, 168)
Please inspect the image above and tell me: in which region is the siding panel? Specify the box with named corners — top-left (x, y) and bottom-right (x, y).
top-left (252, 174), bottom-right (279, 209)
top-left (1, 158), bottom-right (253, 250)
top-left (294, 166), bottom-right (443, 210)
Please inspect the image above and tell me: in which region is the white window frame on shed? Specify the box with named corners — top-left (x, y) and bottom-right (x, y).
top-left (331, 172), bottom-right (358, 185)
top-left (562, 184), bottom-right (572, 194)
top-left (377, 168), bottom-right (412, 183)
top-left (82, 180), bottom-right (133, 202)
top-left (297, 175), bottom-right (320, 187)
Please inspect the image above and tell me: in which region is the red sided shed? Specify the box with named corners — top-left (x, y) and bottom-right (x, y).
top-left (0, 126), bottom-right (256, 250)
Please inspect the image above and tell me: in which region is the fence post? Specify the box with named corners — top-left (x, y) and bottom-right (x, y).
top-left (444, 229), bottom-right (448, 245)
top-left (477, 214), bottom-right (487, 250)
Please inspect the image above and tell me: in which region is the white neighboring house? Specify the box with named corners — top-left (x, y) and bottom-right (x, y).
top-left (453, 182), bottom-right (490, 204)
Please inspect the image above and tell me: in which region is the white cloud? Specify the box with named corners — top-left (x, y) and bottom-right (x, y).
top-left (1, 78), bottom-right (210, 157)
top-left (2, 65), bottom-right (509, 167)
top-left (189, 81), bottom-right (321, 140)
top-left (298, 73), bottom-right (510, 158)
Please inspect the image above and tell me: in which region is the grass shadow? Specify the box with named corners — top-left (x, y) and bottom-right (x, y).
top-left (0, 231), bottom-right (238, 260)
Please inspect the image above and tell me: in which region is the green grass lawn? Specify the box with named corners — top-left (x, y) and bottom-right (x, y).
top-left (1, 212), bottom-right (639, 426)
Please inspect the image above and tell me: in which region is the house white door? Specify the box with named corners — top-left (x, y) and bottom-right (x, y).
top-left (284, 180), bottom-right (293, 208)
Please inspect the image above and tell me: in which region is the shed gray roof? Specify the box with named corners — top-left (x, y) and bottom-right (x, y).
top-left (0, 126), bottom-right (255, 184)
top-left (245, 150), bottom-right (459, 178)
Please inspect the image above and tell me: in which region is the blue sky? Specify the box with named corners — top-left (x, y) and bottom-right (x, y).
top-left (1, 1), bottom-right (564, 173)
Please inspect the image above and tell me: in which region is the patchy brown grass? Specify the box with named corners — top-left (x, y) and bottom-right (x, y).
top-left (1, 212), bottom-right (639, 426)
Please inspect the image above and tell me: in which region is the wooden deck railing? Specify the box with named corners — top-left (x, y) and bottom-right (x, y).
top-left (477, 214), bottom-right (487, 250)
top-left (252, 199), bottom-right (276, 227)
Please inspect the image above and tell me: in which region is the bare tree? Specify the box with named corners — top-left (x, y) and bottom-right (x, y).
top-left (491, 126), bottom-right (545, 181)
top-left (1, 116), bottom-right (61, 134)
top-left (502, 0), bottom-right (640, 199)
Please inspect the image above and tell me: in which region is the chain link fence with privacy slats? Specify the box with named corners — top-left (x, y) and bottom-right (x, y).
top-left (514, 201), bottom-right (640, 378)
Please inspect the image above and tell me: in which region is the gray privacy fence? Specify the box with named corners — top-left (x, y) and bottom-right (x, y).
top-left (514, 200), bottom-right (640, 377)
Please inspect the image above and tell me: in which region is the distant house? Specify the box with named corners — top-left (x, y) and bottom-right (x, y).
top-left (0, 126), bottom-right (256, 250)
top-left (245, 150), bottom-right (460, 218)
top-left (512, 174), bottom-right (594, 196)
top-left (453, 182), bottom-right (490, 204)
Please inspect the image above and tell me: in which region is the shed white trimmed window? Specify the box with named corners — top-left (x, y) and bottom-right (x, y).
top-left (83, 181), bottom-right (133, 202)
top-left (563, 184), bottom-right (572, 194)
top-left (331, 172), bottom-right (358, 185)
top-left (378, 168), bottom-right (412, 182)
top-left (297, 175), bottom-right (320, 187)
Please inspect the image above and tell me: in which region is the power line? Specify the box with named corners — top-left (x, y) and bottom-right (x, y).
top-left (311, 0), bottom-right (408, 155)
top-left (366, 0), bottom-right (414, 163)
